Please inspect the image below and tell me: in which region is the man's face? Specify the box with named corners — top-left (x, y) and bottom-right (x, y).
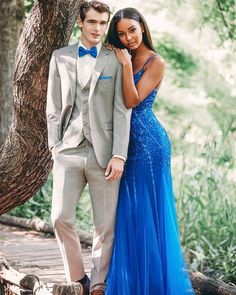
top-left (78, 8), bottom-right (109, 48)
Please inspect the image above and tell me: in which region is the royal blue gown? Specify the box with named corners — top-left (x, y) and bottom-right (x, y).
top-left (105, 63), bottom-right (195, 295)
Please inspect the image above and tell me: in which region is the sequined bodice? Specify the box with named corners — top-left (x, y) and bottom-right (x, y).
top-left (126, 69), bottom-right (171, 168)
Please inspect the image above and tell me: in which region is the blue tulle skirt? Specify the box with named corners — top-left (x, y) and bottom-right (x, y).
top-left (105, 133), bottom-right (195, 295)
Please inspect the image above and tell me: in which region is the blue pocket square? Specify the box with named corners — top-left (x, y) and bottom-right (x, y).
top-left (99, 75), bottom-right (112, 80)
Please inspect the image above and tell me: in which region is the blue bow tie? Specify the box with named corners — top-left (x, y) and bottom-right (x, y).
top-left (78, 46), bottom-right (97, 58)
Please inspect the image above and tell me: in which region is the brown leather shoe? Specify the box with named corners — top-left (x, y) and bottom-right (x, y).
top-left (90, 289), bottom-right (104, 295)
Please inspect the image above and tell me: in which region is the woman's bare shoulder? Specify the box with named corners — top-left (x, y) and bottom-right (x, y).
top-left (144, 53), bottom-right (165, 73)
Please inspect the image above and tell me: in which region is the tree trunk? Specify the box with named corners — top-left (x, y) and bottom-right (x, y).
top-left (0, 0), bottom-right (79, 214)
top-left (0, 0), bottom-right (24, 146)
top-left (190, 271), bottom-right (236, 295)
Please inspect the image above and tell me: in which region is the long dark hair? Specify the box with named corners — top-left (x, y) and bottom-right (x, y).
top-left (105, 7), bottom-right (155, 51)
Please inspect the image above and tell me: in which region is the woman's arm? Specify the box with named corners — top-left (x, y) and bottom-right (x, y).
top-left (114, 48), bottom-right (165, 108)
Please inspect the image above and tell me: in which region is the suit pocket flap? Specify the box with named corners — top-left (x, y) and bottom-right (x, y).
top-left (104, 122), bottom-right (113, 130)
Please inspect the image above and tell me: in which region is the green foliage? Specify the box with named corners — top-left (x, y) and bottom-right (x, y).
top-left (75, 186), bottom-right (93, 233)
top-left (198, 0), bottom-right (236, 43)
top-left (69, 22), bottom-right (81, 44)
top-left (200, 65), bottom-right (236, 134)
top-left (155, 35), bottom-right (198, 87)
top-left (10, 174), bottom-right (53, 222)
top-left (24, 0), bottom-right (34, 14)
top-left (177, 127), bottom-right (236, 283)
top-left (154, 96), bottom-right (185, 119)
top-left (177, 0), bottom-right (236, 44)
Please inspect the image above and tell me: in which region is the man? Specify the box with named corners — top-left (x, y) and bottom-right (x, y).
top-left (46, 1), bottom-right (131, 294)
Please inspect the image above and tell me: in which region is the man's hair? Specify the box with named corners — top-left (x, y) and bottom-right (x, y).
top-left (79, 0), bottom-right (111, 22)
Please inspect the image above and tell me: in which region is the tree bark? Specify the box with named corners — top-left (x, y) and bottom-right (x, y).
top-left (190, 271), bottom-right (236, 295)
top-left (53, 283), bottom-right (82, 295)
top-left (0, 253), bottom-right (52, 294)
top-left (0, 0), bottom-right (79, 214)
top-left (0, 0), bottom-right (24, 146)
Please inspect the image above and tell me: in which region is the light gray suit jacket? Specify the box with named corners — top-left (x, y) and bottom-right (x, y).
top-left (46, 43), bottom-right (131, 168)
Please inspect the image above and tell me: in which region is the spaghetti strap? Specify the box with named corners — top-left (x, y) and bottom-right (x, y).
top-left (133, 54), bottom-right (159, 76)
top-left (142, 54), bottom-right (158, 69)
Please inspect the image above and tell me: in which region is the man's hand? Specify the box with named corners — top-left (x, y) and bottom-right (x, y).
top-left (105, 157), bottom-right (125, 180)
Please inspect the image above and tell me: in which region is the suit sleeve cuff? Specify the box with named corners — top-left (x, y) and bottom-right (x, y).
top-left (112, 154), bottom-right (126, 161)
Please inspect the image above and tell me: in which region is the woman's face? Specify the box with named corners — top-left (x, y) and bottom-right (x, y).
top-left (116, 18), bottom-right (144, 50)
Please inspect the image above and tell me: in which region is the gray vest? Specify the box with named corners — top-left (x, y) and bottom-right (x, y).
top-left (62, 78), bottom-right (92, 146)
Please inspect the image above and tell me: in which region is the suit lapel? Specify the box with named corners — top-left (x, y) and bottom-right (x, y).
top-left (89, 44), bottom-right (110, 102)
top-left (65, 43), bottom-right (78, 105)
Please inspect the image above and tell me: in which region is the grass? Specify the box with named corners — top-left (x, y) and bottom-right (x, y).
top-left (175, 128), bottom-right (236, 283)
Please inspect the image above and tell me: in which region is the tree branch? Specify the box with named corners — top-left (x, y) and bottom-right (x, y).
top-left (215, 0), bottom-right (230, 29)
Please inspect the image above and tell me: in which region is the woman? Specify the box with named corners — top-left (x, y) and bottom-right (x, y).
top-left (105, 8), bottom-right (195, 295)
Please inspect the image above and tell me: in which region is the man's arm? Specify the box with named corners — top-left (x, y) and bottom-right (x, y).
top-left (112, 63), bottom-right (131, 158)
top-left (105, 63), bottom-right (131, 181)
top-left (46, 52), bottom-right (62, 150)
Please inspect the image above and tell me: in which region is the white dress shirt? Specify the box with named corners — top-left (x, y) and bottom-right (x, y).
top-left (77, 41), bottom-right (102, 87)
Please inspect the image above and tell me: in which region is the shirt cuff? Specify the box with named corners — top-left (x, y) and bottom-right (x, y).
top-left (112, 154), bottom-right (126, 161)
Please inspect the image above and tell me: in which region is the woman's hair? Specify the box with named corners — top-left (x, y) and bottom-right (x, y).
top-left (79, 0), bottom-right (111, 22)
top-left (106, 7), bottom-right (155, 51)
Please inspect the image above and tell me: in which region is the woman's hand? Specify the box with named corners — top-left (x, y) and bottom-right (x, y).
top-left (106, 44), bottom-right (131, 66)
top-left (106, 43), bottom-right (115, 51)
top-left (114, 48), bottom-right (132, 67)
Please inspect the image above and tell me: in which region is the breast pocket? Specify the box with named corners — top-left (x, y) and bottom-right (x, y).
top-left (98, 75), bottom-right (113, 81)
top-left (97, 77), bottom-right (114, 97)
